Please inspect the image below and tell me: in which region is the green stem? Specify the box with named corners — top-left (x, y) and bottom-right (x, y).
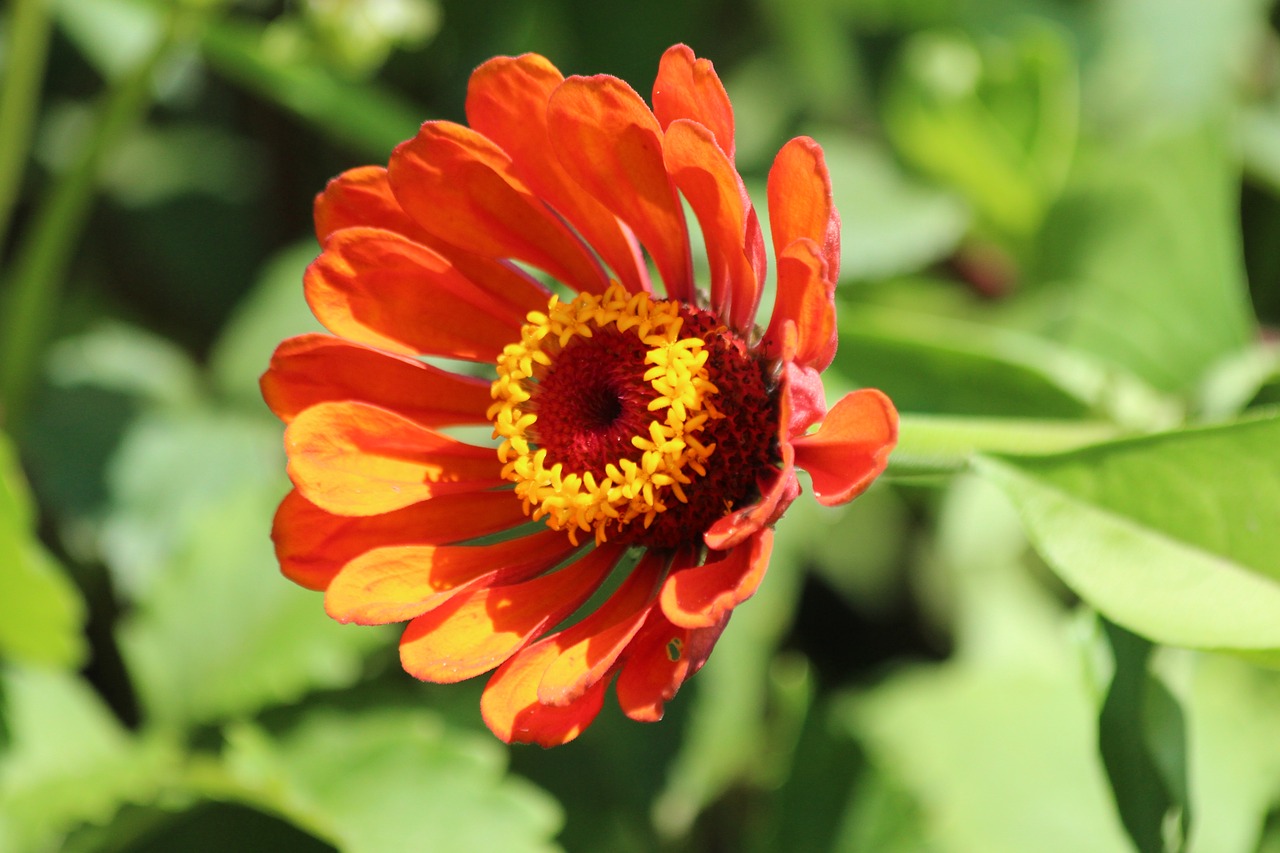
top-left (0, 0), bottom-right (53, 248)
top-left (0, 8), bottom-right (178, 429)
top-left (888, 414), bottom-right (1121, 478)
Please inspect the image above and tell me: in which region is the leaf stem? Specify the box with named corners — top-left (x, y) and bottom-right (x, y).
top-left (0, 0), bottom-right (54, 249)
top-left (0, 7), bottom-right (180, 429)
top-left (888, 414), bottom-right (1121, 478)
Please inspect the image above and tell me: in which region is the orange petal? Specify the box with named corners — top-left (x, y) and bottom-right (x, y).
top-left (398, 544), bottom-right (624, 683)
top-left (315, 166), bottom-right (552, 316)
top-left (767, 136), bottom-right (841, 282)
top-left (272, 488), bottom-right (529, 592)
top-left (387, 121), bottom-right (607, 294)
top-left (262, 334), bottom-right (492, 427)
top-left (652, 44), bottom-right (735, 161)
top-left (662, 119), bottom-right (765, 330)
top-left (480, 641), bottom-right (609, 746)
top-left (305, 227), bottom-right (524, 361)
top-left (325, 529), bottom-right (577, 625)
top-left (467, 54), bottom-right (650, 294)
top-left (615, 604), bottom-right (727, 722)
top-left (792, 389), bottom-right (898, 506)
top-left (534, 550), bottom-right (665, 706)
top-left (761, 239), bottom-right (837, 371)
top-left (660, 529), bottom-right (773, 628)
top-left (285, 400), bottom-right (503, 516)
top-left (547, 75), bottom-right (693, 301)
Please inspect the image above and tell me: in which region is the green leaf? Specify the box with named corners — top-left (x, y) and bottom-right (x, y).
top-left (0, 665), bottom-right (176, 853)
top-left (976, 411), bottom-right (1280, 651)
top-left (219, 710), bottom-right (562, 853)
top-left (1042, 122), bottom-right (1255, 395)
top-left (0, 433), bottom-right (86, 667)
top-left (884, 24), bottom-right (1078, 237)
top-left (1098, 619), bottom-right (1188, 853)
top-left (200, 16), bottom-right (424, 159)
top-left (208, 241), bottom-right (326, 407)
top-left (107, 410), bottom-right (384, 727)
top-left (821, 135), bottom-right (969, 280)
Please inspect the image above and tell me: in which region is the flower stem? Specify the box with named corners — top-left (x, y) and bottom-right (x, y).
top-left (0, 8), bottom-right (178, 429)
top-left (0, 0), bottom-right (54, 250)
top-left (888, 414), bottom-right (1121, 478)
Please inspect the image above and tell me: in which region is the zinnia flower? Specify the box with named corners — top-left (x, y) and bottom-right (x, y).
top-left (262, 44), bottom-right (898, 746)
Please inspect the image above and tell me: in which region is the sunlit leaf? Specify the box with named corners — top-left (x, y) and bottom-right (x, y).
top-left (0, 434), bottom-right (85, 668)
top-left (976, 411), bottom-right (1280, 651)
top-left (220, 710), bottom-right (562, 853)
top-left (0, 666), bottom-right (175, 853)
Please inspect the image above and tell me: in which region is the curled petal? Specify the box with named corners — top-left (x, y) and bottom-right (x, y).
top-left (467, 54), bottom-right (649, 293)
top-left (285, 401), bottom-right (503, 516)
top-left (792, 389), bottom-right (899, 506)
top-left (652, 44), bottom-right (735, 161)
top-left (272, 489), bottom-right (529, 592)
top-left (762, 239), bottom-right (837, 371)
top-left (325, 530), bottom-right (577, 625)
top-left (768, 137), bottom-right (840, 282)
top-left (315, 166), bottom-right (552, 316)
top-left (704, 443), bottom-right (800, 552)
top-left (388, 121), bottom-right (607, 293)
top-left (660, 529), bottom-right (772, 628)
top-left (663, 119), bottom-right (764, 330)
top-left (398, 544), bottom-right (623, 683)
top-left (305, 227), bottom-right (525, 361)
top-left (616, 603), bottom-right (727, 722)
top-left (548, 75), bottom-right (693, 301)
top-left (262, 334), bottom-right (492, 427)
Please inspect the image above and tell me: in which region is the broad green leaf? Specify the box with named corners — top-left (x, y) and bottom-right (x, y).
top-left (0, 665), bottom-right (176, 853)
top-left (1042, 123), bottom-right (1255, 395)
top-left (108, 410), bottom-right (383, 726)
top-left (220, 710), bottom-right (562, 853)
top-left (976, 412), bottom-right (1280, 651)
top-left (0, 434), bottom-right (85, 667)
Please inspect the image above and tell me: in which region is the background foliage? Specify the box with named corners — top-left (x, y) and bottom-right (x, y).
top-left (2, 0), bottom-right (1280, 851)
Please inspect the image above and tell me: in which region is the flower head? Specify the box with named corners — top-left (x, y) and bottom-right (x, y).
top-left (262, 45), bottom-right (898, 746)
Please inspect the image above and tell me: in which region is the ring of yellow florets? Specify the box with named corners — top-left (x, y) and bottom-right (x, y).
top-left (488, 284), bottom-right (723, 545)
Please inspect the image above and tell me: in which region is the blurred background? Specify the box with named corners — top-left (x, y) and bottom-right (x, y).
top-left (2, 0), bottom-right (1280, 851)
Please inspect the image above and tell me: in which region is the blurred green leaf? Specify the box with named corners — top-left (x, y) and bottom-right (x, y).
top-left (219, 709), bottom-right (562, 853)
top-left (1042, 123), bottom-right (1255, 395)
top-left (0, 433), bottom-right (86, 668)
top-left (107, 410), bottom-right (383, 727)
top-left (837, 300), bottom-right (1179, 425)
top-left (885, 24), bottom-right (1078, 237)
top-left (209, 242), bottom-right (326, 407)
top-left (839, 476), bottom-right (1131, 853)
top-left (976, 411), bottom-right (1280, 652)
top-left (200, 15), bottom-right (424, 159)
top-left (0, 665), bottom-right (176, 853)
top-left (822, 135), bottom-right (969, 280)
top-left (1176, 653), bottom-right (1280, 853)
top-left (1098, 620), bottom-right (1188, 853)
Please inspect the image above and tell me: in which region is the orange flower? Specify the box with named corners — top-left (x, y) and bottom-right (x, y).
top-left (262, 45), bottom-right (898, 746)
